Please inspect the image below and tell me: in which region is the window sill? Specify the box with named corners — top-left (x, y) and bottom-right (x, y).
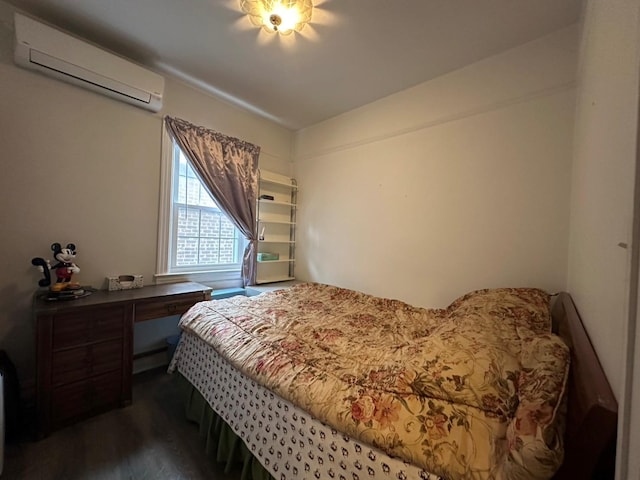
top-left (154, 270), bottom-right (243, 289)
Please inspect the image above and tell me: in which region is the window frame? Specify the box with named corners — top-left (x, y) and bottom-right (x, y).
top-left (156, 127), bottom-right (245, 286)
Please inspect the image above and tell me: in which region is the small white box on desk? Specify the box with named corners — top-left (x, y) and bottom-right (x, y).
top-left (107, 274), bottom-right (144, 291)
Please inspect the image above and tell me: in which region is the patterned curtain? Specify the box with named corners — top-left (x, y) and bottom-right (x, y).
top-left (164, 116), bottom-right (260, 286)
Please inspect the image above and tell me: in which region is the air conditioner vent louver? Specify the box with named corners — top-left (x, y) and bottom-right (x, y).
top-left (14, 13), bottom-right (164, 112)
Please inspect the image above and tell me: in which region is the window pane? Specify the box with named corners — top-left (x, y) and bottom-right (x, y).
top-left (219, 238), bottom-right (235, 264)
top-left (177, 207), bottom-right (200, 236)
top-left (178, 153), bottom-right (187, 176)
top-left (198, 238), bottom-right (219, 264)
top-left (176, 175), bottom-right (187, 204)
top-left (200, 210), bottom-right (221, 238)
top-left (175, 237), bottom-right (199, 266)
top-left (186, 176), bottom-right (201, 205)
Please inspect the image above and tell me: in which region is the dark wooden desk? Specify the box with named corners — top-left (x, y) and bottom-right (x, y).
top-left (34, 282), bottom-right (212, 437)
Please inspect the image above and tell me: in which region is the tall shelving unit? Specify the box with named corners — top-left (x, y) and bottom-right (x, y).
top-left (255, 170), bottom-right (297, 284)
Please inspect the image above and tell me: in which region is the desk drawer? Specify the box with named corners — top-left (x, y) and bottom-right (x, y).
top-left (52, 305), bottom-right (125, 350)
top-left (135, 293), bottom-right (205, 321)
top-left (51, 370), bottom-right (122, 428)
top-left (51, 339), bottom-right (123, 387)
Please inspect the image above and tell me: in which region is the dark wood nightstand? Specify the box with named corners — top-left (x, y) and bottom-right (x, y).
top-left (33, 282), bottom-right (212, 437)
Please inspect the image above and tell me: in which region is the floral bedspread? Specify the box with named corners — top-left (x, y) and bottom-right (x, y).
top-left (176, 283), bottom-right (569, 480)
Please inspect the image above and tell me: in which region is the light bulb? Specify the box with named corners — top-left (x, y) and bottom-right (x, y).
top-left (241, 0), bottom-right (312, 35)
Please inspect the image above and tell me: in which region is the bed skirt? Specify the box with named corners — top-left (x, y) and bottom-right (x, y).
top-left (178, 372), bottom-right (273, 480)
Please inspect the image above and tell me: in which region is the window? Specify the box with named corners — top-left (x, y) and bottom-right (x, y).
top-left (157, 133), bottom-right (245, 283)
top-left (171, 146), bottom-right (244, 270)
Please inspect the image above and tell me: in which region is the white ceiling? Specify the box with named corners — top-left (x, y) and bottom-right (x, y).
top-left (7, 0), bottom-right (583, 130)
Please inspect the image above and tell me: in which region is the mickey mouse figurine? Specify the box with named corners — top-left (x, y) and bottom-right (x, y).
top-left (50, 243), bottom-right (80, 283)
top-left (32, 243), bottom-right (81, 290)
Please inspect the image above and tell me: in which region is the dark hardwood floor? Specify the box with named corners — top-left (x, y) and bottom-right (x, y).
top-left (3, 369), bottom-right (243, 480)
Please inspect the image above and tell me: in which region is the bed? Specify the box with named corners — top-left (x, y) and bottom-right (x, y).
top-left (168, 283), bottom-right (617, 480)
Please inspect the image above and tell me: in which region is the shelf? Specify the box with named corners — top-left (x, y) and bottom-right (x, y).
top-left (255, 275), bottom-right (296, 284)
top-left (260, 178), bottom-right (298, 189)
top-left (257, 259), bottom-right (295, 264)
top-left (258, 219), bottom-right (295, 225)
top-left (258, 199), bottom-right (296, 207)
top-left (259, 169), bottom-right (297, 189)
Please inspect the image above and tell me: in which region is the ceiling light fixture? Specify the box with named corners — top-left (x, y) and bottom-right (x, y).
top-left (240, 0), bottom-right (313, 35)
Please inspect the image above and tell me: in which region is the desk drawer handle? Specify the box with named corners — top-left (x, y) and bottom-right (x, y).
top-left (167, 303), bottom-right (178, 314)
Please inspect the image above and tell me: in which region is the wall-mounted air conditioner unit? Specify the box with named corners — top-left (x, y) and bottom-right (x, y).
top-left (13, 13), bottom-right (164, 112)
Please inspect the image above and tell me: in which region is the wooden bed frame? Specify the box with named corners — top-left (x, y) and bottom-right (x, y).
top-left (551, 292), bottom-right (618, 480)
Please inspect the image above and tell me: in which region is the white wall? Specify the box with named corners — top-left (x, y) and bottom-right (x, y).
top-left (0, 0), bottom-right (292, 384)
top-left (294, 27), bottom-right (578, 308)
top-left (567, 1), bottom-right (640, 478)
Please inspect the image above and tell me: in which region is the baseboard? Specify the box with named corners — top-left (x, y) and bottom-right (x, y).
top-left (133, 350), bottom-right (170, 374)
